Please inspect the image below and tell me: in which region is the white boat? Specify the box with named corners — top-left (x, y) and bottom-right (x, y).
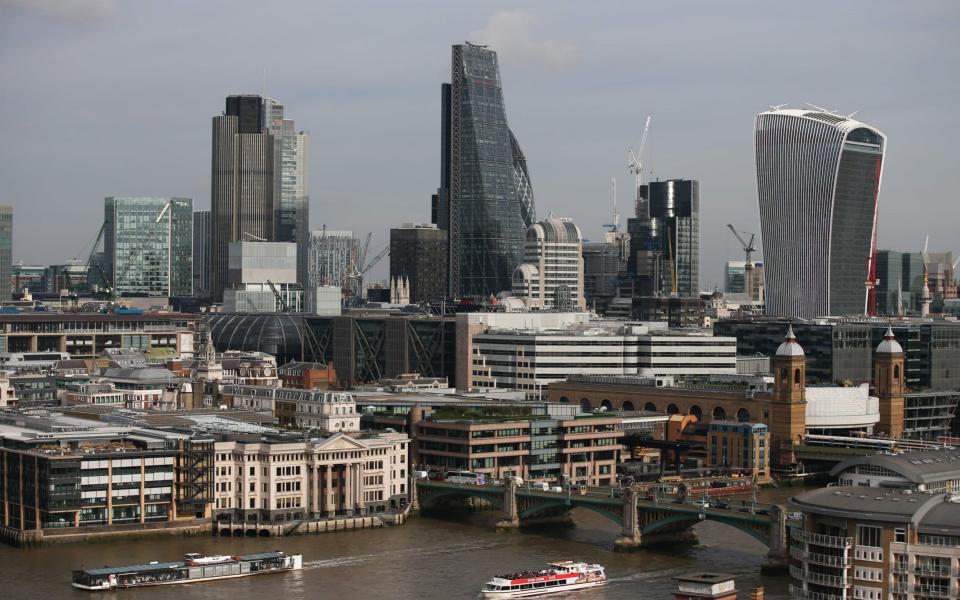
top-left (480, 560), bottom-right (606, 598)
top-left (72, 551), bottom-right (302, 591)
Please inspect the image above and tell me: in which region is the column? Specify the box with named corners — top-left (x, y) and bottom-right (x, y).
top-left (354, 464), bottom-right (363, 515)
top-left (310, 465), bottom-right (319, 516)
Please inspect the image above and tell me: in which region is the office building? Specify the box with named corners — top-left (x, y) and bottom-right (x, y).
top-left (308, 229), bottom-right (357, 289)
top-left (223, 241), bottom-right (301, 313)
top-left (436, 43), bottom-right (536, 299)
top-left (627, 179), bottom-right (700, 298)
top-left (511, 217), bottom-right (584, 310)
top-left (193, 210), bottom-right (211, 298)
top-left (389, 223), bottom-right (447, 304)
top-left (706, 422), bottom-right (770, 481)
top-left (755, 108), bottom-right (886, 318)
top-left (582, 232), bottom-right (630, 313)
top-left (263, 97), bottom-right (310, 286)
top-left (104, 197), bottom-right (193, 297)
top-left (211, 94), bottom-right (275, 302)
top-left (788, 486), bottom-right (960, 600)
top-left (0, 206), bottom-right (11, 299)
top-left (725, 261), bottom-right (764, 302)
top-left (12, 264), bottom-right (44, 296)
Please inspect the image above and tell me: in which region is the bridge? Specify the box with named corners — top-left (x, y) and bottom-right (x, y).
top-left (414, 480), bottom-right (789, 569)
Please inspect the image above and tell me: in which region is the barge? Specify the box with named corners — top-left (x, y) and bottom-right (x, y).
top-left (72, 551), bottom-right (302, 591)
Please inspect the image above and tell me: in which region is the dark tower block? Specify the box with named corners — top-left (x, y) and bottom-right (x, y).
top-left (873, 326), bottom-right (905, 438)
top-left (770, 325), bottom-right (807, 467)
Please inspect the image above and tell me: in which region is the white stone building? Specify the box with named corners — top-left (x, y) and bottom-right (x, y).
top-left (512, 217), bottom-right (585, 310)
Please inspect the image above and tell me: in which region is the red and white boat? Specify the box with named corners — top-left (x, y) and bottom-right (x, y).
top-left (480, 560), bottom-right (606, 598)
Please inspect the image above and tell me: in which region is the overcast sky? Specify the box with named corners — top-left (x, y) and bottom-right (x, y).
top-left (1, 0), bottom-right (958, 289)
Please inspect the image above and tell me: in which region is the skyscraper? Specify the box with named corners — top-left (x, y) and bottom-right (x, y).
top-left (193, 210), bottom-right (211, 298)
top-left (755, 108), bottom-right (886, 319)
top-left (104, 197), bottom-right (193, 297)
top-left (211, 94), bottom-right (275, 302)
top-left (436, 43), bottom-right (535, 299)
top-left (627, 179), bottom-right (700, 298)
top-left (389, 223), bottom-right (448, 304)
top-left (263, 98), bottom-right (310, 286)
top-left (0, 206), bottom-right (11, 299)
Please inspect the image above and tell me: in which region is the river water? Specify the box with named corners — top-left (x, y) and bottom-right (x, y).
top-left (0, 487), bottom-right (804, 600)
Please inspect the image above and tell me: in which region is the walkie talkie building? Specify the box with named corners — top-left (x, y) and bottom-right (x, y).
top-left (755, 108), bottom-right (886, 319)
top-left (437, 43), bottom-right (536, 299)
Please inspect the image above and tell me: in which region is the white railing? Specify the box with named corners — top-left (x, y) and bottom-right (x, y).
top-left (791, 527), bottom-right (853, 549)
top-left (788, 584), bottom-right (844, 600)
top-left (790, 546), bottom-right (850, 567)
top-left (789, 565), bottom-right (850, 588)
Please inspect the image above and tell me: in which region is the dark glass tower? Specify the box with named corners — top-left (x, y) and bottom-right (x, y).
top-left (756, 109), bottom-right (886, 319)
top-left (626, 179), bottom-right (700, 297)
top-left (437, 43), bottom-right (535, 299)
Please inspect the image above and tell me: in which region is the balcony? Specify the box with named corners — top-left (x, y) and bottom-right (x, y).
top-left (790, 546), bottom-right (851, 567)
top-left (789, 565), bottom-right (850, 589)
top-left (913, 565), bottom-right (957, 577)
top-left (788, 584), bottom-right (844, 600)
top-left (791, 528), bottom-right (853, 549)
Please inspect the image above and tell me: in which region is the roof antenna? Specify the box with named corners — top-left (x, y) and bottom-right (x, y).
top-left (263, 67), bottom-right (267, 96)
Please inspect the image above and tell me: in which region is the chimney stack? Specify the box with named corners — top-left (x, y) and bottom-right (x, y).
top-left (749, 587), bottom-right (764, 600)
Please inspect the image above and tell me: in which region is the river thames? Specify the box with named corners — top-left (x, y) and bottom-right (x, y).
top-left (0, 488), bottom-right (801, 599)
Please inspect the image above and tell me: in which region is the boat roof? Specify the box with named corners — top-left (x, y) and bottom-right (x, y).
top-left (76, 552), bottom-right (289, 576)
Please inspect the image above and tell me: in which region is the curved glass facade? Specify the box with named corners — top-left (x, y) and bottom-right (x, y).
top-left (755, 110), bottom-right (885, 319)
top-left (445, 43), bottom-right (535, 299)
top-left (203, 313), bottom-right (306, 365)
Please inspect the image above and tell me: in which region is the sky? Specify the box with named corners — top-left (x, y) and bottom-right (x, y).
top-left (1, 0), bottom-right (958, 289)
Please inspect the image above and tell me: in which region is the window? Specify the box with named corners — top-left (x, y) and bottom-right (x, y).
top-left (894, 528), bottom-right (906, 543)
top-left (857, 525), bottom-right (882, 548)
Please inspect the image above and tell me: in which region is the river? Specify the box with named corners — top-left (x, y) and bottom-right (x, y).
top-left (0, 487), bottom-right (805, 600)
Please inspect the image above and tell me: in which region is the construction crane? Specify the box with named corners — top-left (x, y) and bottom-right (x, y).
top-left (603, 177), bottom-right (620, 232)
top-left (726, 224), bottom-right (757, 264)
top-left (346, 234), bottom-right (389, 303)
top-left (628, 114), bottom-right (653, 214)
top-left (266, 279), bottom-right (290, 312)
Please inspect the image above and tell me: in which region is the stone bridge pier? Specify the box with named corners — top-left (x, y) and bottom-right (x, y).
top-left (496, 479), bottom-right (520, 530)
top-left (614, 488), bottom-right (641, 551)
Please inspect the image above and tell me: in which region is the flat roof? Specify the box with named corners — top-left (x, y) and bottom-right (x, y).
top-left (675, 572), bottom-right (735, 584)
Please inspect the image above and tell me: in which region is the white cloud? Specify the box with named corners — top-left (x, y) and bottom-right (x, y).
top-left (470, 11), bottom-right (578, 69)
top-left (0, 0), bottom-right (119, 20)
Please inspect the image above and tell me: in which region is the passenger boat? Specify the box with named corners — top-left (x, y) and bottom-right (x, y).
top-left (72, 551), bottom-right (303, 591)
top-left (480, 561), bottom-right (606, 598)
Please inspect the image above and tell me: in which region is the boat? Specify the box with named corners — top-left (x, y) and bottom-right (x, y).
top-left (480, 560), bottom-right (606, 598)
top-left (71, 551), bottom-right (303, 591)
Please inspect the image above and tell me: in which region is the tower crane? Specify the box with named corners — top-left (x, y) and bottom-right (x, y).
top-left (346, 233), bottom-right (389, 303)
top-left (628, 114), bottom-right (653, 214)
top-left (603, 177), bottom-right (620, 232)
top-left (726, 224), bottom-right (757, 264)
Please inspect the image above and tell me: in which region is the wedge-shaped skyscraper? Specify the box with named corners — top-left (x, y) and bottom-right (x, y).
top-left (436, 43), bottom-right (536, 299)
top-left (755, 108), bottom-right (886, 319)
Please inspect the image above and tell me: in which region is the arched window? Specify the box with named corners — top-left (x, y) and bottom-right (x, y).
top-left (600, 399), bottom-right (613, 411)
top-left (712, 406), bottom-right (727, 421)
top-left (780, 368), bottom-right (788, 385)
top-left (559, 396), bottom-right (570, 403)
top-left (894, 365), bottom-right (900, 381)
top-left (737, 408), bottom-right (750, 423)
top-left (579, 399), bottom-right (591, 413)
top-left (666, 403), bottom-right (679, 415)
top-left (644, 402), bottom-right (657, 412)
top-left (794, 368), bottom-right (801, 385)
top-left (622, 401), bottom-right (635, 412)
top-left (689, 405), bottom-right (703, 420)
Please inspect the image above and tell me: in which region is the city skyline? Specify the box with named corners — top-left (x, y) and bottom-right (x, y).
top-left (1, 2), bottom-right (958, 291)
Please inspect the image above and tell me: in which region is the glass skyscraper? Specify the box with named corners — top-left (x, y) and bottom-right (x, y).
top-left (307, 229), bottom-right (358, 290)
top-left (0, 206), bottom-right (11, 299)
top-left (193, 210), bottom-right (211, 298)
top-left (436, 43), bottom-right (535, 299)
top-left (104, 197), bottom-right (193, 297)
top-left (755, 108), bottom-right (886, 319)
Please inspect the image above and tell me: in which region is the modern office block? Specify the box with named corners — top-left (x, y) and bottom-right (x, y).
top-left (755, 108), bottom-right (886, 318)
top-left (223, 241), bottom-right (300, 313)
top-left (512, 217), bottom-right (584, 309)
top-left (389, 223), bottom-right (447, 304)
top-left (0, 206), bottom-right (11, 299)
top-left (437, 43), bottom-right (535, 299)
top-left (193, 210), bottom-right (211, 299)
top-left (104, 197), bottom-right (193, 297)
top-left (307, 230), bottom-right (357, 290)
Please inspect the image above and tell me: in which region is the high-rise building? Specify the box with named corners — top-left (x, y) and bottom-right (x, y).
top-left (875, 249), bottom-right (905, 316)
top-left (0, 206), bottom-right (11, 299)
top-left (725, 260), bottom-right (764, 302)
top-left (755, 108), bottom-right (886, 319)
top-left (104, 197), bottom-right (193, 297)
top-left (211, 94), bottom-right (275, 302)
top-left (389, 223), bottom-right (448, 304)
top-left (193, 210), bottom-right (211, 299)
top-left (307, 229), bottom-right (358, 289)
top-left (263, 98), bottom-right (310, 286)
top-left (627, 179), bottom-right (700, 297)
top-left (512, 217), bottom-right (584, 310)
top-left (582, 231), bottom-right (630, 312)
top-left (436, 43), bottom-right (536, 299)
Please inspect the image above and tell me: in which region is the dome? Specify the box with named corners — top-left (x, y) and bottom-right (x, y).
top-left (775, 325), bottom-right (805, 357)
top-left (875, 326), bottom-right (903, 354)
top-left (204, 313), bottom-right (307, 365)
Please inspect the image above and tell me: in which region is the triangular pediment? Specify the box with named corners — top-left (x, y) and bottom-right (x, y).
top-left (313, 433), bottom-right (367, 451)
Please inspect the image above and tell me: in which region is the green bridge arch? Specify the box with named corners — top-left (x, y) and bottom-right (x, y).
top-left (518, 499), bottom-right (624, 526)
top-left (418, 488), bottom-right (505, 510)
top-left (640, 512), bottom-right (770, 547)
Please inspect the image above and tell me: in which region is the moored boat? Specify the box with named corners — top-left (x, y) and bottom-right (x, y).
top-left (480, 560), bottom-right (606, 598)
top-left (72, 551), bottom-right (302, 591)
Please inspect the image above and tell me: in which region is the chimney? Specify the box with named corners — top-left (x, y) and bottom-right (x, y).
top-left (749, 587), bottom-right (764, 600)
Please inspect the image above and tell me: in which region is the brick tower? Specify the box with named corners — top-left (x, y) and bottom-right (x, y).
top-left (873, 326), bottom-right (905, 439)
top-left (769, 325), bottom-right (806, 467)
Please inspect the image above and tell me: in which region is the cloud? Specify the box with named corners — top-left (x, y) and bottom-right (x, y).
top-left (470, 11), bottom-right (578, 69)
top-left (0, 0), bottom-right (119, 20)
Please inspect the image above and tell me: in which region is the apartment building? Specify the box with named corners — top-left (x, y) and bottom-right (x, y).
top-left (788, 486), bottom-right (960, 600)
top-left (220, 385), bottom-right (360, 432)
top-left (831, 449), bottom-right (960, 493)
top-left (212, 430), bottom-right (409, 522)
top-left (706, 421), bottom-right (770, 481)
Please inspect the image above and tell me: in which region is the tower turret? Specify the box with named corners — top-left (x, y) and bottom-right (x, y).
top-left (874, 326), bottom-right (905, 438)
top-left (769, 325), bottom-right (807, 467)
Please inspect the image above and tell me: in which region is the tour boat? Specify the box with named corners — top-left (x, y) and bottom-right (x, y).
top-left (480, 560), bottom-right (606, 598)
top-left (71, 551), bottom-right (303, 591)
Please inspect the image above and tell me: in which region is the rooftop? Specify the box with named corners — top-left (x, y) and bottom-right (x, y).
top-left (789, 486), bottom-right (960, 534)
top-left (830, 448), bottom-right (960, 484)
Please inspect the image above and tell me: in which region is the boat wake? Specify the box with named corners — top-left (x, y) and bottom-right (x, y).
top-left (303, 541), bottom-right (507, 570)
top-left (606, 567), bottom-right (687, 584)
